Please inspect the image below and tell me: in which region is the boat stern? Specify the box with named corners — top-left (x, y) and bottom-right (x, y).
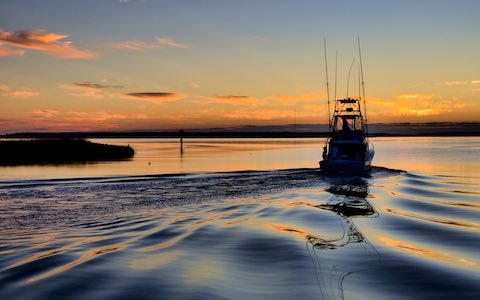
top-left (320, 159), bottom-right (366, 175)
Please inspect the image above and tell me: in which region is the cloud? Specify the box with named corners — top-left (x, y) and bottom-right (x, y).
top-left (205, 92), bottom-right (325, 107)
top-left (214, 95), bottom-right (250, 100)
top-left (188, 81), bottom-right (201, 88)
top-left (268, 92), bottom-right (323, 104)
top-left (74, 82), bottom-right (122, 89)
top-left (444, 81), bottom-right (469, 86)
top-left (369, 94), bottom-right (466, 117)
top-left (444, 80), bottom-right (480, 86)
top-left (66, 111), bottom-right (128, 122)
top-left (59, 83), bottom-right (104, 98)
top-left (156, 37), bottom-right (189, 48)
top-left (10, 90), bottom-right (40, 98)
top-left (59, 82), bottom-right (122, 99)
top-left (0, 29), bottom-right (97, 59)
top-left (118, 0), bottom-right (145, 3)
top-left (212, 95), bottom-right (250, 100)
top-left (123, 92), bottom-right (185, 104)
top-left (110, 40), bottom-right (161, 51)
top-left (32, 109), bottom-right (59, 118)
top-left (207, 95), bottom-right (258, 105)
top-left (0, 47), bottom-right (25, 57)
top-left (222, 108), bottom-right (297, 121)
top-left (0, 84), bottom-right (40, 98)
top-left (110, 37), bottom-right (188, 51)
top-left (0, 111), bottom-right (153, 133)
top-left (0, 84), bottom-right (9, 92)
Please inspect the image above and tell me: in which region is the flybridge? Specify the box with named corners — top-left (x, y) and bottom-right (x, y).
top-left (335, 97), bottom-right (363, 117)
top-left (339, 98), bottom-right (357, 104)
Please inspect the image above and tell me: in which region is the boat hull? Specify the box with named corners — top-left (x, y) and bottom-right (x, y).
top-left (320, 159), bottom-right (371, 175)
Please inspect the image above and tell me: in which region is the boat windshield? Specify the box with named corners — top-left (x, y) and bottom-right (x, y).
top-left (333, 116), bottom-right (364, 132)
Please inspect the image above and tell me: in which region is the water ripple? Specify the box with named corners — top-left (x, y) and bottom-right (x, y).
top-left (1, 167), bottom-right (479, 299)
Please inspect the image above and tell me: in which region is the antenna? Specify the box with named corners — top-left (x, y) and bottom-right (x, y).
top-left (334, 50), bottom-right (338, 104)
top-left (323, 38), bottom-right (331, 130)
top-left (358, 63), bottom-right (361, 111)
top-left (358, 37), bottom-right (368, 135)
top-left (346, 58), bottom-right (355, 98)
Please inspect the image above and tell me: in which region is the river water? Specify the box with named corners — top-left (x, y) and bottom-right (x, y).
top-left (0, 137), bottom-right (479, 299)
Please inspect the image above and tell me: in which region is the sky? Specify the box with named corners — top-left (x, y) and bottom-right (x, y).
top-left (1, 0), bottom-right (479, 133)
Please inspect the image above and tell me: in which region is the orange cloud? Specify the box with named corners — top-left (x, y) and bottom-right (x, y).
top-left (32, 109), bottom-right (59, 118)
top-left (444, 80), bottom-right (480, 86)
top-left (0, 46), bottom-right (25, 57)
top-left (367, 94), bottom-right (467, 118)
top-left (394, 94), bottom-right (466, 116)
top-left (123, 92), bottom-right (186, 104)
top-left (0, 29), bottom-right (96, 59)
top-left (156, 37), bottom-right (189, 48)
top-left (0, 84), bottom-right (9, 92)
top-left (222, 108), bottom-right (296, 121)
top-left (10, 90), bottom-right (40, 98)
top-left (0, 84), bottom-right (40, 98)
top-left (110, 40), bottom-right (161, 51)
top-left (206, 92), bottom-right (325, 107)
top-left (208, 95), bottom-right (257, 105)
top-left (444, 81), bottom-right (469, 86)
top-left (59, 83), bottom-right (105, 99)
top-left (0, 111), bottom-right (155, 133)
top-left (67, 111), bottom-right (128, 122)
top-left (268, 92), bottom-right (323, 104)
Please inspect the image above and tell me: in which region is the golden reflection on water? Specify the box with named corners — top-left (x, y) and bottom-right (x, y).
top-left (376, 236), bottom-right (477, 268)
top-left (268, 223), bottom-right (306, 235)
top-left (23, 243), bottom-right (125, 285)
top-left (384, 207), bottom-right (480, 229)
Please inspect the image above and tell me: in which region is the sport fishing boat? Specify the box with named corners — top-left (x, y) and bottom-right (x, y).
top-left (320, 39), bottom-right (374, 175)
top-left (320, 97), bottom-right (374, 174)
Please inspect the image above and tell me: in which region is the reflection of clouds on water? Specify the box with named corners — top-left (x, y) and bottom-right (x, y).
top-left (306, 177), bottom-right (381, 300)
top-left (3, 166), bottom-right (477, 299)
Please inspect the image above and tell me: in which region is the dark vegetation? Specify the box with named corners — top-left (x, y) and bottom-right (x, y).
top-left (0, 139), bottom-right (134, 165)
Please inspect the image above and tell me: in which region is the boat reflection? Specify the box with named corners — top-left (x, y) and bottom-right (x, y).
top-left (306, 177), bottom-right (380, 299)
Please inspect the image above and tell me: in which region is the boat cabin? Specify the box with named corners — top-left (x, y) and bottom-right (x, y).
top-left (324, 97), bottom-right (368, 162)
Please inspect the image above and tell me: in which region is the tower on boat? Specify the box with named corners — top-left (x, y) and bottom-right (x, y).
top-left (320, 39), bottom-right (374, 175)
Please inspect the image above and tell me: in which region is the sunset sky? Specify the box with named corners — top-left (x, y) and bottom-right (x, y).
top-left (1, 0), bottom-right (479, 133)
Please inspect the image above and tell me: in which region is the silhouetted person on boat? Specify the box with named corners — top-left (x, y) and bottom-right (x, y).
top-left (342, 116), bottom-right (350, 131)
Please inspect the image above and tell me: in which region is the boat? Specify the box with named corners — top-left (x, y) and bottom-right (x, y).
top-left (319, 39), bottom-right (374, 175)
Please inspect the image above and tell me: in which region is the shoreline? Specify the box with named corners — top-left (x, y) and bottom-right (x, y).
top-left (2, 131), bottom-right (480, 139)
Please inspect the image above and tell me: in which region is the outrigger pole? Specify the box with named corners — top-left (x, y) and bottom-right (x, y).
top-left (346, 58), bottom-right (355, 98)
top-left (358, 37), bottom-right (368, 135)
top-left (334, 50), bottom-right (338, 114)
top-left (323, 38), bottom-right (331, 131)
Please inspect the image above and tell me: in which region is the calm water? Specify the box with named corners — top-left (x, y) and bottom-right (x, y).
top-left (0, 137), bottom-right (479, 299)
